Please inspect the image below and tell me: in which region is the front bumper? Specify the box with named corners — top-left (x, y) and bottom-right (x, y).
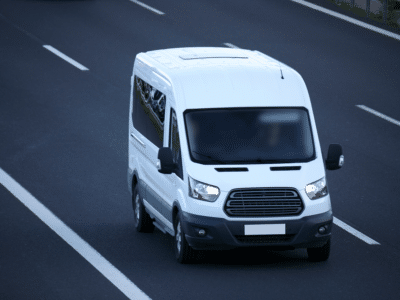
top-left (181, 210), bottom-right (332, 250)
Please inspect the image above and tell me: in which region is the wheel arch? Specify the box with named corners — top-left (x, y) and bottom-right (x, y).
top-left (130, 169), bottom-right (140, 196)
top-left (172, 201), bottom-right (182, 229)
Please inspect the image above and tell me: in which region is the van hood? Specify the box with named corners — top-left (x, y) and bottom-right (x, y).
top-left (185, 157), bottom-right (326, 192)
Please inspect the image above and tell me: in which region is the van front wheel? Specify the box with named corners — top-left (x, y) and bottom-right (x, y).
top-left (174, 212), bottom-right (195, 264)
top-left (133, 186), bottom-right (154, 233)
top-left (307, 238), bottom-right (331, 262)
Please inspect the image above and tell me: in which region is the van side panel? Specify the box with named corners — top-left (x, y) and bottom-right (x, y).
top-left (132, 62), bottom-right (177, 228)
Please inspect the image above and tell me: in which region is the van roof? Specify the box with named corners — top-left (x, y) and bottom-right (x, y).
top-left (136, 47), bottom-right (310, 110)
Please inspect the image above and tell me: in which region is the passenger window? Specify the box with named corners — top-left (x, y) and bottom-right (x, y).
top-left (169, 109), bottom-right (183, 179)
top-left (132, 76), bottom-right (166, 148)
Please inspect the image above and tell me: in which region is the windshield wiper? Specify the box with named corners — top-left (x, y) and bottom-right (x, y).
top-left (192, 151), bottom-right (226, 164)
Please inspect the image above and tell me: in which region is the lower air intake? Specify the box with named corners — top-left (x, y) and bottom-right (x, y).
top-left (235, 234), bottom-right (296, 244)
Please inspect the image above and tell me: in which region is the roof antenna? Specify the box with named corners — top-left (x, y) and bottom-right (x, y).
top-left (279, 63), bottom-right (284, 79)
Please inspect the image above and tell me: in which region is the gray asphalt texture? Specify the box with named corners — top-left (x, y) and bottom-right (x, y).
top-left (0, 0), bottom-right (400, 299)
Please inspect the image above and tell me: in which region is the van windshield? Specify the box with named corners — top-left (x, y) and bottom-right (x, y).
top-left (184, 107), bottom-right (315, 165)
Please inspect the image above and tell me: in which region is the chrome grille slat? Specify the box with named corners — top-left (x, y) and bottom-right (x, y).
top-left (224, 188), bottom-right (303, 217)
top-left (231, 190), bottom-right (297, 197)
top-left (227, 200), bottom-right (302, 206)
top-left (231, 194), bottom-right (297, 199)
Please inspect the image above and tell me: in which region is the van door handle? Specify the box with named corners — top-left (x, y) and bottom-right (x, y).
top-left (130, 132), bottom-right (146, 147)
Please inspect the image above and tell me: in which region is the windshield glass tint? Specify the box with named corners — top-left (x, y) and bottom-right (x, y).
top-left (184, 108), bottom-right (315, 164)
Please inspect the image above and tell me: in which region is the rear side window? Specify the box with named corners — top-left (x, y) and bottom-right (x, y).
top-left (132, 76), bottom-right (166, 148)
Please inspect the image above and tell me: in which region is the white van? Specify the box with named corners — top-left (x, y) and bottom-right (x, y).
top-left (127, 47), bottom-right (344, 263)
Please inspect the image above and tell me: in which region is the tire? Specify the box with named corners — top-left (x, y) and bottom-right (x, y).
top-left (133, 185), bottom-right (154, 233)
top-left (174, 212), bottom-right (196, 264)
top-left (307, 238), bottom-right (331, 262)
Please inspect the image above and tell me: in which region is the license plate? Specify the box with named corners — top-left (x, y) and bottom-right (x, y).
top-left (244, 224), bottom-right (286, 235)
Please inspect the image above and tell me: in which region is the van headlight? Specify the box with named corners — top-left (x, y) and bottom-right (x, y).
top-left (188, 176), bottom-right (220, 202)
top-left (305, 177), bottom-right (328, 200)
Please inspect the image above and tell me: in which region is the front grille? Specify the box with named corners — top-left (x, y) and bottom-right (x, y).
top-left (224, 188), bottom-right (303, 217)
top-left (235, 234), bottom-right (295, 244)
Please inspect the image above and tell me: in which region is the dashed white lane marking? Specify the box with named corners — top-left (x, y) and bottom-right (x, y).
top-left (357, 105), bottom-right (400, 127)
top-left (130, 0), bottom-right (165, 15)
top-left (0, 168), bottom-right (151, 300)
top-left (43, 45), bottom-right (89, 71)
top-left (223, 43), bottom-right (240, 49)
top-left (333, 217), bottom-right (380, 245)
top-left (291, 0), bottom-right (400, 41)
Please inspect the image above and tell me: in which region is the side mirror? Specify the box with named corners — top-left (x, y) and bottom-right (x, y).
top-left (326, 144), bottom-right (344, 171)
top-left (157, 147), bottom-right (176, 174)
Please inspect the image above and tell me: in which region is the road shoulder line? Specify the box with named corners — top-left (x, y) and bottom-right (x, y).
top-left (0, 168), bottom-right (151, 300)
top-left (291, 0), bottom-right (400, 41)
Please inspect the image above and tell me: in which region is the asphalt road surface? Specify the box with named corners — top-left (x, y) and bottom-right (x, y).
top-left (1, 0), bottom-right (399, 299)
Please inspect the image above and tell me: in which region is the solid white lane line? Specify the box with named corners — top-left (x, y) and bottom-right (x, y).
top-left (223, 43), bottom-right (240, 49)
top-left (43, 45), bottom-right (89, 71)
top-left (291, 0), bottom-right (400, 41)
top-left (0, 168), bottom-right (151, 300)
top-left (129, 0), bottom-right (165, 15)
top-left (357, 105), bottom-right (400, 127)
top-left (333, 217), bottom-right (380, 245)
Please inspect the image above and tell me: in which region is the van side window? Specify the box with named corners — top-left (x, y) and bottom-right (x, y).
top-left (169, 109), bottom-right (183, 179)
top-left (132, 76), bottom-right (166, 148)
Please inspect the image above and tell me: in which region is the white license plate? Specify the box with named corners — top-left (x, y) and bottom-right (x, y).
top-left (244, 224), bottom-right (286, 235)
